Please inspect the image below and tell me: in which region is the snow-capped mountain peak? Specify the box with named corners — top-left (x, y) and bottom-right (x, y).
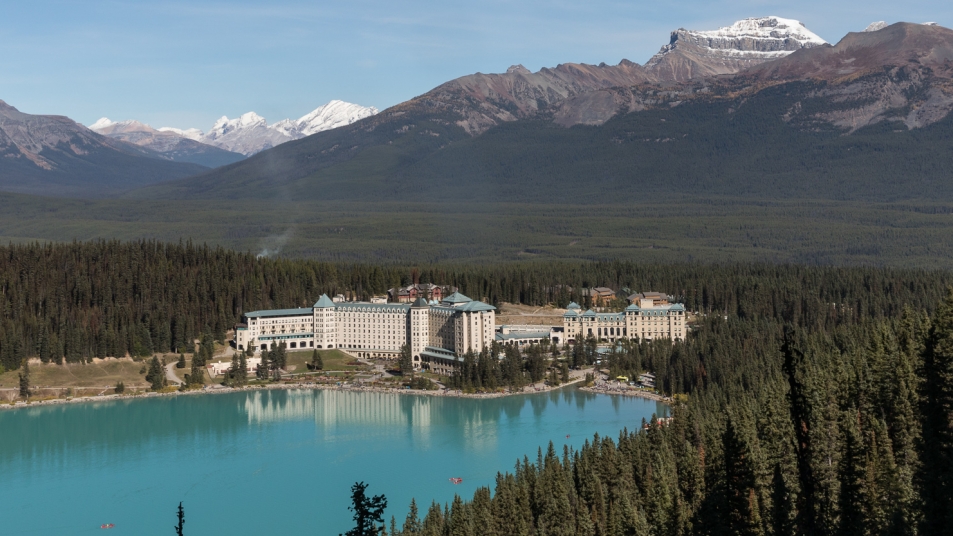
top-left (644, 16), bottom-right (828, 80)
top-left (165, 101), bottom-right (378, 156)
top-left (294, 100), bottom-right (379, 137)
top-left (90, 117), bottom-right (115, 130)
top-left (689, 16), bottom-right (827, 50)
top-left (864, 21), bottom-right (888, 32)
top-left (157, 127), bottom-right (204, 141)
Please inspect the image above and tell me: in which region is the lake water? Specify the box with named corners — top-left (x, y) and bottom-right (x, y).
top-left (0, 387), bottom-right (667, 535)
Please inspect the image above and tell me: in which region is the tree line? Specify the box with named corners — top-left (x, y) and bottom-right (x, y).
top-left (3, 239), bottom-right (951, 374)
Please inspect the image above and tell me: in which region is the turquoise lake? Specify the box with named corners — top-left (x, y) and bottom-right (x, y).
top-left (0, 387), bottom-right (667, 535)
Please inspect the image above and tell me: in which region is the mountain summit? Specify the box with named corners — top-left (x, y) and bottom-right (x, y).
top-left (645, 16), bottom-right (827, 81)
top-left (170, 100), bottom-right (378, 156)
top-left (89, 118), bottom-right (245, 168)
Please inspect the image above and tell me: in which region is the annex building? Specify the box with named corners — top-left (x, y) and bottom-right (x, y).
top-left (562, 295), bottom-right (686, 343)
top-left (234, 292), bottom-right (496, 371)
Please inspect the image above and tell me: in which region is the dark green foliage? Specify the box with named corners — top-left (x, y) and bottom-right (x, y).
top-left (311, 349), bottom-right (323, 371)
top-left (175, 501), bottom-right (184, 536)
top-left (918, 288), bottom-right (953, 534)
top-left (114, 381), bottom-right (125, 394)
top-left (398, 344), bottom-right (413, 376)
top-left (345, 481), bottom-right (387, 536)
top-left (408, 376), bottom-right (438, 390)
top-left (186, 356), bottom-right (204, 387)
top-left (18, 359), bottom-right (30, 399)
top-left (396, 277), bottom-right (952, 536)
top-left (176, 354), bottom-right (186, 369)
top-left (145, 356), bottom-right (165, 391)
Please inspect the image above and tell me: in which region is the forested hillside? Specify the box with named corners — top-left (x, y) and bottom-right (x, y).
top-left (2, 240), bottom-right (953, 533)
top-left (389, 289), bottom-right (953, 536)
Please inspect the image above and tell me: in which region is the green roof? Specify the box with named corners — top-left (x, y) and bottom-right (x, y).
top-left (313, 294), bottom-right (335, 308)
top-left (245, 308), bottom-right (313, 318)
top-left (442, 292), bottom-right (472, 304)
top-left (566, 302), bottom-right (581, 310)
top-left (457, 300), bottom-right (496, 312)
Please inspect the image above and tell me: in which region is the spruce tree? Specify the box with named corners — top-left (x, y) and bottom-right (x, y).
top-left (918, 288), bottom-right (953, 534)
top-left (345, 481), bottom-right (387, 536)
top-left (237, 353), bottom-right (248, 386)
top-left (398, 344), bottom-right (413, 376)
top-left (402, 498), bottom-right (422, 535)
top-left (311, 349), bottom-right (323, 371)
top-left (146, 355), bottom-right (165, 391)
top-left (18, 359), bottom-right (31, 399)
top-left (176, 353), bottom-right (186, 369)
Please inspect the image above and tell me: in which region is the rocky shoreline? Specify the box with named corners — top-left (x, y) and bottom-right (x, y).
top-left (0, 373), bottom-right (598, 410)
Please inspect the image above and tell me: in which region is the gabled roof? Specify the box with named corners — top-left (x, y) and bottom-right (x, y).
top-left (582, 309), bottom-right (596, 317)
top-left (412, 297), bottom-right (429, 307)
top-left (566, 301), bottom-right (581, 310)
top-left (313, 294), bottom-right (335, 308)
top-left (442, 292), bottom-right (472, 304)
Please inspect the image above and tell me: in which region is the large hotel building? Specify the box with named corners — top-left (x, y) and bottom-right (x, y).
top-left (234, 290), bottom-right (686, 372)
top-left (235, 292), bottom-right (496, 371)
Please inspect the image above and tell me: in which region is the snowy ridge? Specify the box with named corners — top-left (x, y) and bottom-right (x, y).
top-left (169, 101), bottom-right (378, 156)
top-left (690, 16), bottom-right (826, 50)
top-left (646, 16), bottom-right (828, 69)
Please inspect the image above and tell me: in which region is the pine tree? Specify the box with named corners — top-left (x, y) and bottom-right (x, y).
top-left (187, 355), bottom-right (204, 387)
top-left (236, 353), bottom-right (248, 386)
top-left (145, 355), bottom-right (165, 391)
top-left (176, 353), bottom-right (186, 369)
top-left (18, 359), bottom-right (31, 399)
top-left (311, 349), bottom-right (324, 371)
top-left (918, 288), bottom-right (953, 534)
top-left (398, 344), bottom-right (413, 376)
top-left (402, 498), bottom-right (422, 535)
top-left (345, 482), bottom-right (388, 536)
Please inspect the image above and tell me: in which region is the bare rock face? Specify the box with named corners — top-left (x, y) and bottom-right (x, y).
top-left (645, 16), bottom-right (827, 82)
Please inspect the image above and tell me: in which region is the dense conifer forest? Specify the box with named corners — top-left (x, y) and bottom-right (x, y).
top-left (4, 240), bottom-right (953, 535)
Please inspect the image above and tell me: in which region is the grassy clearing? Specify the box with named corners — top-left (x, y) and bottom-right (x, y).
top-left (283, 349), bottom-right (368, 373)
top-left (0, 359), bottom-right (150, 389)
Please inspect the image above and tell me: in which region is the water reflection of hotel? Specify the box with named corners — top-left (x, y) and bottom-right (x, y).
top-left (243, 390), bottom-right (506, 450)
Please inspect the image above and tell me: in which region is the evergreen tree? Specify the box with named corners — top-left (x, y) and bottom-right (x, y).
top-left (311, 349), bottom-right (324, 371)
top-left (398, 344), bottom-right (413, 376)
top-left (236, 353), bottom-right (248, 386)
top-left (176, 353), bottom-right (186, 369)
top-left (345, 481), bottom-right (388, 536)
top-left (18, 359), bottom-right (31, 399)
top-left (187, 356), bottom-right (204, 387)
top-left (918, 288), bottom-right (953, 534)
top-left (145, 355), bottom-right (165, 391)
top-left (401, 498), bottom-right (422, 535)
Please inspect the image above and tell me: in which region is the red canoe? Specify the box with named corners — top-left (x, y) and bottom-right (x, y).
top-left (449, 477), bottom-right (463, 484)
top-left (100, 524), bottom-right (115, 529)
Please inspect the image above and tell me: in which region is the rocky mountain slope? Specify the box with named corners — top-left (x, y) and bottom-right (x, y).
top-left (644, 16), bottom-right (827, 81)
top-left (132, 21), bottom-right (953, 206)
top-left (89, 118), bottom-right (245, 168)
top-left (0, 100), bottom-right (206, 197)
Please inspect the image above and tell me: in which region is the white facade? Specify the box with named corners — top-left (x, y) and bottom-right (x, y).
top-left (563, 298), bottom-right (686, 343)
top-left (234, 292), bottom-right (496, 370)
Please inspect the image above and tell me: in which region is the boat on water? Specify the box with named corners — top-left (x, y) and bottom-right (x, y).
top-left (449, 477), bottom-right (463, 484)
top-left (100, 523), bottom-right (115, 529)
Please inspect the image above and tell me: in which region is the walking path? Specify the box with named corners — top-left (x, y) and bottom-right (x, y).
top-left (165, 362), bottom-right (183, 386)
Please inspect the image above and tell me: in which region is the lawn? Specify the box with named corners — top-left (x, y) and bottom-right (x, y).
top-left (0, 358), bottom-right (150, 390)
top-left (283, 349), bottom-right (369, 373)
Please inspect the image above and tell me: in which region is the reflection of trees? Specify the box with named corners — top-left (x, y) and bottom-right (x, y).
top-left (0, 396), bottom-right (249, 466)
top-left (0, 386), bottom-right (640, 469)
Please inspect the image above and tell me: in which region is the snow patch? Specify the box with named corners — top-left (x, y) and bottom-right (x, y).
top-left (864, 21), bottom-right (888, 32)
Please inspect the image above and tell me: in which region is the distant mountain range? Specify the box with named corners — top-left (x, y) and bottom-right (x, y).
top-left (141, 20), bottom-right (953, 206)
top-left (0, 100), bottom-right (206, 197)
top-left (92, 100), bottom-right (378, 157)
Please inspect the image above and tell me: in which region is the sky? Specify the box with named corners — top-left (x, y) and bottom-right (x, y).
top-left (2, 0), bottom-right (950, 131)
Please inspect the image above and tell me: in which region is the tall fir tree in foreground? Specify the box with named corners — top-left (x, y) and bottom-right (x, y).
top-left (345, 482), bottom-right (387, 536)
top-left (918, 288), bottom-right (953, 534)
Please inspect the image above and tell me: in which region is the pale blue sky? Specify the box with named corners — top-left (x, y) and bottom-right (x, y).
top-left (2, 1), bottom-right (949, 130)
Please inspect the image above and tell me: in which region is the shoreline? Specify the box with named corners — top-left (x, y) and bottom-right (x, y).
top-left (578, 384), bottom-right (671, 403)
top-left (0, 373), bottom-right (598, 411)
